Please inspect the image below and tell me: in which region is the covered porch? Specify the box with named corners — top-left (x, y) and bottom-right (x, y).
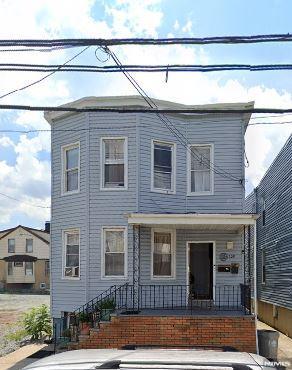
top-left (127, 213), bottom-right (258, 315)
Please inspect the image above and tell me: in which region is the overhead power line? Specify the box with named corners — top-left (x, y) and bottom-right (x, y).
top-left (2, 34), bottom-right (292, 48)
top-left (1, 104), bottom-right (292, 114)
top-left (3, 63), bottom-right (292, 73)
top-left (0, 46), bottom-right (90, 100)
top-left (0, 192), bottom-right (50, 209)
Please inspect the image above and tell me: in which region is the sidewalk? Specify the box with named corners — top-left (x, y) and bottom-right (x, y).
top-left (0, 343), bottom-right (47, 370)
top-left (257, 320), bottom-right (292, 367)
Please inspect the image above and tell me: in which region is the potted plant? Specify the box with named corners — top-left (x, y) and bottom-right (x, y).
top-left (78, 312), bottom-right (91, 335)
top-left (97, 298), bottom-right (116, 321)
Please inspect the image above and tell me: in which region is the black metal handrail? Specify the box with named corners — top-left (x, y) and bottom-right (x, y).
top-left (55, 283), bottom-right (251, 345)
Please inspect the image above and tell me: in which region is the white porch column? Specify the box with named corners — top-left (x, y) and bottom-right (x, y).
top-left (132, 225), bottom-right (140, 311)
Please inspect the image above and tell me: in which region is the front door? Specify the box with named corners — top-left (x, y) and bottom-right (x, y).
top-left (189, 242), bottom-right (213, 299)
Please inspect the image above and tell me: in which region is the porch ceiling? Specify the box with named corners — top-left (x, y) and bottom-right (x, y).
top-left (126, 213), bottom-right (258, 232)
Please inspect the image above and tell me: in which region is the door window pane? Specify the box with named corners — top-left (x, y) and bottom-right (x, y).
top-left (8, 262), bottom-right (13, 275)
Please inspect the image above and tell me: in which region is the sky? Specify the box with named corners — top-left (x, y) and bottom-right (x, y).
top-left (0, 0), bottom-right (291, 229)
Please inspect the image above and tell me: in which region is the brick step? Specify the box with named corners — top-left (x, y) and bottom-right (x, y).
top-left (73, 315), bottom-right (256, 353)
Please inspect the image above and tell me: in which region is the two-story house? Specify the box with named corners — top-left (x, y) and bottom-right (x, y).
top-left (45, 96), bottom-right (258, 352)
top-left (0, 223), bottom-right (50, 292)
top-left (245, 135), bottom-right (292, 338)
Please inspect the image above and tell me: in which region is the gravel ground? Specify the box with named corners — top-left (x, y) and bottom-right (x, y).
top-left (0, 294), bottom-right (50, 357)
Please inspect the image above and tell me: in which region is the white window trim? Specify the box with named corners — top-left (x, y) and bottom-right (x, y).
top-left (101, 226), bottom-right (128, 280)
top-left (62, 228), bottom-right (80, 280)
top-left (100, 137), bottom-right (128, 191)
top-left (187, 143), bottom-right (214, 196)
top-left (151, 140), bottom-right (176, 194)
top-left (8, 239), bottom-right (15, 253)
top-left (61, 142), bottom-right (80, 196)
top-left (151, 228), bottom-right (176, 280)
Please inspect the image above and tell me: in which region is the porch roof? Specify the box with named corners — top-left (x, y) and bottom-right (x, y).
top-left (127, 213), bottom-right (258, 232)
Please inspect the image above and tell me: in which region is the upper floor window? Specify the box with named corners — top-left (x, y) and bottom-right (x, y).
top-left (7, 262), bottom-right (13, 275)
top-left (101, 138), bottom-right (127, 190)
top-left (188, 144), bottom-right (214, 196)
top-left (26, 239), bottom-right (33, 253)
top-left (152, 141), bottom-right (176, 193)
top-left (102, 227), bottom-right (127, 278)
top-left (63, 229), bottom-right (80, 279)
top-left (25, 261), bottom-right (33, 275)
top-left (151, 229), bottom-right (175, 279)
top-left (62, 143), bottom-right (79, 194)
top-left (8, 239), bottom-right (15, 253)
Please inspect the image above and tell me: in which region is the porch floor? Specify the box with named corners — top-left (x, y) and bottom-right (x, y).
top-left (117, 308), bottom-right (248, 317)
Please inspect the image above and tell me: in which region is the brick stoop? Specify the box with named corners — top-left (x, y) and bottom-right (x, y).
top-left (71, 315), bottom-right (256, 353)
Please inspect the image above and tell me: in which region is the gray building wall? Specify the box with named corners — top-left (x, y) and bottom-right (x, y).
top-left (245, 135), bottom-right (292, 310)
top-left (51, 109), bottom-right (248, 318)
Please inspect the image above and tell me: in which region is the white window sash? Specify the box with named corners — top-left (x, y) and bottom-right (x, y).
top-left (62, 229), bottom-right (80, 279)
top-left (102, 227), bottom-right (127, 279)
top-left (188, 144), bottom-right (214, 196)
top-left (151, 229), bottom-right (176, 279)
top-left (101, 137), bottom-right (128, 190)
top-left (61, 142), bottom-right (80, 195)
top-left (151, 140), bottom-right (176, 194)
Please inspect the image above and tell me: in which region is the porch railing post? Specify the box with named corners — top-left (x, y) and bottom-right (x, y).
top-left (132, 225), bottom-right (140, 311)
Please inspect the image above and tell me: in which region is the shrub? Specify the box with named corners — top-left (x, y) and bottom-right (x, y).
top-left (97, 298), bottom-right (116, 310)
top-left (23, 304), bottom-right (52, 340)
top-left (78, 312), bottom-right (91, 323)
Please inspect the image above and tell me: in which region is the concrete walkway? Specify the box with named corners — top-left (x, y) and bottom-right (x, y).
top-left (258, 321), bottom-right (292, 368)
top-left (0, 343), bottom-right (46, 370)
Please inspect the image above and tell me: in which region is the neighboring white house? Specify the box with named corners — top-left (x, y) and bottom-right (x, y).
top-left (0, 223), bottom-right (50, 292)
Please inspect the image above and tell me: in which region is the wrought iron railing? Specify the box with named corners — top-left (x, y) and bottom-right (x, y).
top-left (54, 283), bottom-right (251, 346)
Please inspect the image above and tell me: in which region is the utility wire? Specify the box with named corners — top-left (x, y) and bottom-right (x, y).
top-left (1, 104), bottom-right (292, 114)
top-left (103, 46), bottom-right (241, 183)
top-left (4, 63), bottom-right (292, 73)
top-left (0, 46), bottom-right (90, 100)
top-left (0, 192), bottom-right (50, 209)
top-left (2, 34), bottom-right (292, 48)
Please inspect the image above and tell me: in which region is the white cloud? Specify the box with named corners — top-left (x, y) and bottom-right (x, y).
top-left (0, 136), bottom-right (14, 148)
top-left (182, 20), bottom-right (192, 34)
top-left (174, 20), bottom-right (180, 31)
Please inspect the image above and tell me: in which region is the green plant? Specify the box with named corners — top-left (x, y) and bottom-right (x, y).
top-left (4, 328), bottom-right (27, 342)
top-left (23, 304), bottom-right (52, 340)
top-left (78, 312), bottom-right (91, 323)
top-left (97, 298), bottom-right (116, 310)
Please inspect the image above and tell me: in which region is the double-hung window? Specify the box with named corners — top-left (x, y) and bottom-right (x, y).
top-left (45, 260), bottom-right (50, 276)
top-left (188, 144), bottom-right (213, 195)
top-left (101, 138), bottom-right (127, 189)
top-left (25, 262), bottom-right (33, 276)
top-left (63, 230), bottom-right (80, 278)
top-left (152, 141), bottom-right (175, 193)
top-left (8, 239), bottom-right (15, 253)
top-left (26, 239), bottom-right (33, 253)
top-left (152, 229), bottom-right (175, 279)
top-left (103, 227), bottom-right (127, 278)
top-left (7, 262), bottom-right (13, 276)
top-left (62, 143), bottom-right (79, 194)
